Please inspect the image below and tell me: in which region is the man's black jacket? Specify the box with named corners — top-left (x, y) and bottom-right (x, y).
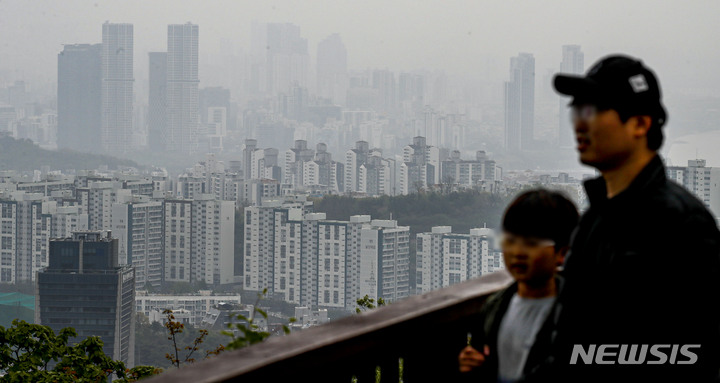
top-left (540, 155), bottom-right (720, 382)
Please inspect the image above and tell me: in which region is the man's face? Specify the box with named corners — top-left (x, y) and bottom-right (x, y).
top-left (572, 104), bottom-right (641, 171)
top-left (501, 233), bottom-right (560, 286)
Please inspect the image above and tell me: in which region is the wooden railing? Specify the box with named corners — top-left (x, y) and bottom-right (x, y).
top-left (146, 271), bottom-right (512, 383)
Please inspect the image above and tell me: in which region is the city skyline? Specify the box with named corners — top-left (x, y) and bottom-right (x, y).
top-left (1, 1), bottom-right (719, 96)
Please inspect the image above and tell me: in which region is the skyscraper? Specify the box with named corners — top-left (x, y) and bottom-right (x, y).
top-left (37, 231), bottom-right (135, 367)
top-left (101, 22), bottom-right (134, 154)
top-left (57, 44), bottom-right (102, 152)
top-left (148, 52), bottom-right (167, 152)
top-left (166, 23), bottom-right (199, 153)
top-left (559, 45), bottom-right (584, 148)
top-left (504, 53), bottom-right (535, 151)
top-left (266, 23), bottom-right (308, 95)
top-left (317, 34), bottom-right (347, 105)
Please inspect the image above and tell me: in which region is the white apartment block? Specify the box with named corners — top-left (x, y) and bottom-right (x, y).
top-left (136, 292), bottom-right (241, 326)
top-left (299, 213), bottom-right (323, 309)
top-left (0, 192), bottom-right (53, 283)
top-left (667, 159), bottom-right (720, 218)
top-left (345, 141), bottom-right (369, 193)
top-left (76, 181), bottom-right (131, 231)
top-left (272, 207), bottom-right (306, 305)
top-left (244, 197), bottom-right (310, 297)
top-left (303, 161), bottom-right (319, 187)
top-left (359, 220), bottom-right (411, 303)
top-left (164, 195), bottom-right (234, 285)
top-left (317, 219), bottom-right (349, 309)
top-left (50, 206), bottom-right (88, 239)
top-left (244, 196), bottom-right (410, 310)
top-left (399, 136), bottom-right (440, 195)
top-left (243, 179), bottom-right (281, 206)
top-left (440, 151), bottom-right (500, 188)
top-left (112, 197), bottom-right (164, 289)
top-left (358, 154), bottom-right (396, 196)
top-left (416, 226), bottom-right (503, 294)
top-left (346, 142), bottom-right (395, 196)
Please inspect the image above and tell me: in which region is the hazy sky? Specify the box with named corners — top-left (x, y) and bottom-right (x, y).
top-left (1, 0), bottom-right (719, 95)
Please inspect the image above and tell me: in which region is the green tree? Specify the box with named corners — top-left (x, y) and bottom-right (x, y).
top-left (0, 319), bottom-right (159, 382)
top-left (355, 295), bottom-right (386, 314)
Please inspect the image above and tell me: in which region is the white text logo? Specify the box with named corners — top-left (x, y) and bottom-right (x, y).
top-left (570, 344), bottom-right (700, 365)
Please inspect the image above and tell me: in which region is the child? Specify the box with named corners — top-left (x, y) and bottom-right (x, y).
top-left (458, 189), bottom-right (578, 383)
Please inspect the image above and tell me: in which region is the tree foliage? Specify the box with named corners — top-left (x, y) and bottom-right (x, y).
top-left (0, 136), bottom-right (139, 172)
top-left (223, 289), bottom-right (295, 351)
top-left (313, 190), bottom-right (510, 236)
top-left (162, 309), bottom-right (225, 368)
top-left (0, 319), bottom-right (159, 382)
top-left (134, 314), bottom-right (226, 369)
top-left (355, 295), bottom-right (386, 314)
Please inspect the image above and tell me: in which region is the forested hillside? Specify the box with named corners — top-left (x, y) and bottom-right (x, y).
top-left (313, 190), bottom-right (513, 235)
top-left (0, 136), bottom-right (139, 171)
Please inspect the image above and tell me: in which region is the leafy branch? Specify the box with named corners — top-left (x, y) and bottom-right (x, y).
top-left (162, 309), bottom-right (224, 368)
top-left (222, 288), bottom-right (296, 351)
top-left (355, 295), bottom-right (386, 314)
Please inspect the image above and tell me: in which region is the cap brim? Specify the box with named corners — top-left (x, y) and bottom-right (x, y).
top-left (553, 74), bottom-right (600, 100)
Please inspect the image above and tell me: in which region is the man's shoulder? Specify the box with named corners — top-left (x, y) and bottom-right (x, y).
top-left (650, 179), bottom-right (714, 218)
top-left (642, 180), bottom-right (720, 243)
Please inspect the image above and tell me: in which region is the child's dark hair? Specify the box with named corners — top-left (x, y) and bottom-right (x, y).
top-left (502, 189), bottom-right (579, 250)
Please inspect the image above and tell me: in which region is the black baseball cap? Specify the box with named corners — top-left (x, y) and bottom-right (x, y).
top-left (554, 55), bottom-right (667, 127)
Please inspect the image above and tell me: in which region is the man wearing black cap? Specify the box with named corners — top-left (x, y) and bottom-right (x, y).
top-left (536, 55), bottom-right (720, 382)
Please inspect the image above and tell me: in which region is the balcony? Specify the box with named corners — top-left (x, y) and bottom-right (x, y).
top-left (146, 270), bottom-right (512, 383)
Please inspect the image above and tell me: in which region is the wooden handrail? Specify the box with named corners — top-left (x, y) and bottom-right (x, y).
top-left (146, 270), bottom-right (512, 383)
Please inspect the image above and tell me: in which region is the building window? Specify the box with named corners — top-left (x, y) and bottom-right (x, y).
top-left (450, 240), bottom-right (462, 254)
top-left (450, 256), bottom-right (461, 271)
top-left (1, 237), bottom-right (11, 250)
top-left (449, 273), bottom-right (461, 285)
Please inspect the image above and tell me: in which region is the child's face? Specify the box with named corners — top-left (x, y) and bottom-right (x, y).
top-left (501, 232), bottom-right (561, 285)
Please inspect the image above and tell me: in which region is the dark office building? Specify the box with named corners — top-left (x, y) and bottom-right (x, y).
top-left (148, 52), bottom-right (167, 152)
top-left (36, 231), bottom-right (135, 367)
top-left (57, 44), bottom-right (102, 152)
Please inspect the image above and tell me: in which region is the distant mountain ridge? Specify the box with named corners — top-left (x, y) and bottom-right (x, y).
top-left (0, 136), bottom-right (140, 172)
